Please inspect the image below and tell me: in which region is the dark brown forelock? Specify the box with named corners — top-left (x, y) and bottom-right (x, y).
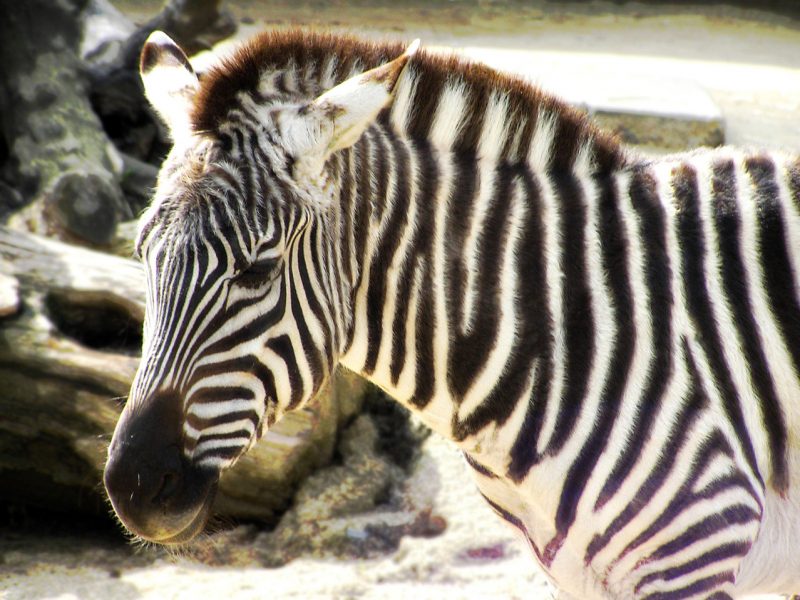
top-left (191, 29), bottom-right (625, 173)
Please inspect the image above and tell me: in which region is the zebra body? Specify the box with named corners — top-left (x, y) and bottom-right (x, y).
top-left (103, 30), bottom-right (800, 598)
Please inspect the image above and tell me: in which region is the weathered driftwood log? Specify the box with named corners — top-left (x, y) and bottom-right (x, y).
top-left (0, 225), bottom-right (365, 521)
top-left (0, 0), bottom-right (237, 241)
top-left (0, 0), bottom-right (131, 245)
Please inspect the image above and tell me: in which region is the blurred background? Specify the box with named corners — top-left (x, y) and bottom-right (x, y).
top-left (0, 1), bottom-right (798, 599)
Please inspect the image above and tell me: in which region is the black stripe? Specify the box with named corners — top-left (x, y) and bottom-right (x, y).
top-left (288, 253), bottom-right (325, 400)
top-left (408, 139), bottom-right (438, 408)
top-left (298, 224), bottom-right (334, 367)
top-left (640, 572), bottom-right (735, 600)
top-left (187, 408), bottom-right (259, 432)
top-left (189, 386), bottom-right (255, 405)
top-left (363, 129), bottom-right (411, 375)
top-left (672, 162), bottom-right (763, 488)
top-left (388, 242), bottom-right (413, 385)
top-left (715, 157), bottom-right (788, 492)
top-left (506, 168), bottom-right (553, 480)
top-left (157, 245), bottom-right (198, 383)
top-left (195, 444), bottom-right (242, 462)
top-left (443, 150), bottom-right (477, 388)
top-left (454, 84), bottom-right (485, 155)
top-left (596, 167), bottom-right (674, 509)
top-left (339, 149), bottom-right (356, 318)
top-left (587, 338), bottom-right (707, 564)
top-left (198, 429), bottom-right (253, 443)
top-left (617, 427), bottom-right (749, 565)
top-left (266, 333), bottom-right (304, 408)
top-left (646, 505), bottom-right (758, 563)
top-left (406, 65), bottom-right (446, 141)
top-left (370, 129), bottom-right (392, 222)
top-left (447, 159), bottom-right (507, 401)
top-left (501, 107), bottom-right (532, 164)
top-left (351, 135), bottom-right (373, 295)
top-left (554, 171), bottom-right (635, 537)
top-left (463, 453), bottom-right (497, 479)
top-left (186, 355), bottom-right (277, 407)
top-left (201, 286), bottom-right (285, 357)
top-left (544, 171), bottom-right (594, 455)
top-left (634, 542), bottom-right (750, 595)
top-left (452, 167), bottom-right (544, 441)
top-left (551, 114), bottom-right (580, 172)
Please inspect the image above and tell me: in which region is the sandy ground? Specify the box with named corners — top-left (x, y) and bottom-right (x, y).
top-left (2, 436), bottom-right (552, 600)
top-left (3, 3), bottom-right (800, 599)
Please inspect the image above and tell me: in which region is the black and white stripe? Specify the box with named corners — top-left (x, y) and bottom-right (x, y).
top-left (134, 30), bottom-right (800, 598)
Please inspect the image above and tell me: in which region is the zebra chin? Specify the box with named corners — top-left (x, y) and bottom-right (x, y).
top-left (111, 479), bottom-right (218, 545)
top-left (103, 389), bottom-right (221, 545)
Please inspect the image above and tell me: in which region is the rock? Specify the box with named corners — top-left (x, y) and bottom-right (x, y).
top-left (108, 219), bottom-right (139, 258)
top-left (44, 170), bottom-right (125, 246)
top-left (229, 394), bottom-right (434, 567)
top-left (0, 181), bottom-right (25, 221)
top-left (119, 153), bottom-right (159, 215)
top-left (589, 79), bottom-right (725, 151)
top-left (80, 0), bottom-right (136, 67)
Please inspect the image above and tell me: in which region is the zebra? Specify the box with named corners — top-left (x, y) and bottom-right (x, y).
top-left (103, 29), bottom-right (800, 598)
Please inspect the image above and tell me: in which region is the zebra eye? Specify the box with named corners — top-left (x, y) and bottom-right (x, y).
top-left (233, 258), bottom-right (279, 290)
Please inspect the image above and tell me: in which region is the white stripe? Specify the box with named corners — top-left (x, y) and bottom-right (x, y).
top-left (742, 155), bottom-right (800, 441)
top-left (477, 91), bottom-right (509, 160)
top-left (372, 140), bottom-right (419, 384)
top-left (389, 66), bottom-right (419, 133)
top-left (527, 110), bottom-right (556, 172)
top-left (460, 161), bottom-right (497, 335)
top-left (188, 397), bottom-right (259, 420)
top-left (429, 80), bottom-right (468, 149)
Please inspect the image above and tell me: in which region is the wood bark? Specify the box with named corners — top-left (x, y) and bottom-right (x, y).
top-left (0, 226), bottom-right (365, 522)
top-left (0, 0), bottom-right (237, 242)
top-left (0, 0), bottom-right (131, 245)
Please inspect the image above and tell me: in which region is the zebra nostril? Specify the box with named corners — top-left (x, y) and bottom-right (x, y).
top-left (154, 470), bottom-right (181, 504)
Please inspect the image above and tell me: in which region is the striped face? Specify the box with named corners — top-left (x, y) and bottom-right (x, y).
top-left (104, 31), bottom-right (413, 544)
top-left (133, 142), bottom-right (291, 470)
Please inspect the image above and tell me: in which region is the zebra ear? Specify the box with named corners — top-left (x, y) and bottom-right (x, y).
top-left (303, 40), bottom-right (420, 155)
top-left (139, 31), bottom-right (199, 144)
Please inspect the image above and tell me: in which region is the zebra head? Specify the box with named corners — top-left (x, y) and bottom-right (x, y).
top-left (104, 31), bottom-right (415, 543)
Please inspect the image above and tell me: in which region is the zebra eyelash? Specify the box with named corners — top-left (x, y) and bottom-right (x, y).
top-left (232, 256), bottom-right (281, 290)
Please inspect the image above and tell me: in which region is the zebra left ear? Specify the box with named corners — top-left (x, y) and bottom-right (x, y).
top-left (297, 40), bottom-right (420, 156)
top-left (140, 31), bottom-right (199, 144)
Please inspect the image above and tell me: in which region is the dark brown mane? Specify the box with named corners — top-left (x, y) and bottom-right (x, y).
top-left (192, 29), bottom-right (626, 173)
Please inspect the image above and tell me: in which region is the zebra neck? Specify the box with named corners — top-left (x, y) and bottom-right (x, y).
top-left (335, 118), bottom-right (575, 441)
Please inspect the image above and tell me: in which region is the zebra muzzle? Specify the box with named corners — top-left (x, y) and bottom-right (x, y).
top-left (104, 390), bottom-right (219, 544)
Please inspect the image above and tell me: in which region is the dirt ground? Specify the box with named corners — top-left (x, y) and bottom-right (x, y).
top-left (2, 2), bottom-right (799, 599)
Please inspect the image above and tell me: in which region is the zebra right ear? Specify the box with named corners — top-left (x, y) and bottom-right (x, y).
top-left (140, 31), bottom-right (199, 144)
top-left (284, 40), bottom-right (420, 167)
